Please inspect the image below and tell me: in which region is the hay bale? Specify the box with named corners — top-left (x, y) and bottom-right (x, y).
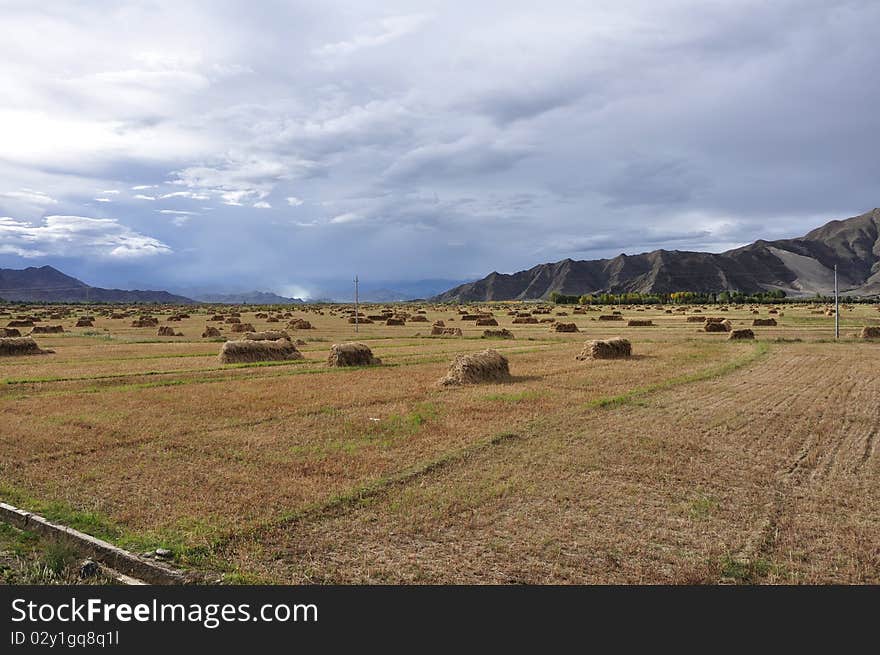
top-left (431, 325), bottom-right (445, 335)
top-left (512, 316), bottom-right (538, 324)
top-left (475, 317), bottom-right (499, 326)
top-left (433, 320), bottom-right (445, 328)
top-left (482, 328), bottom-right (514, 339)
top-left (410, 315), bottom-right (429, 323)
top-left (442, 327), bottom-right (463, 336)
top-left (0, 337), bottom-right (52, 357)
top-left (131, 317), bottom-right (159, 328)
top-left (30, 325), bottom-right (64, 334)
top-left (576, 338), bottom-right (632, 360)
top-left (230, 323), bottom-right (255, 333)
top-left (598, 315), bottom-right (624, 321)
top-left (686, 316), bottom-right (706, 323)
top-left (728, 329), bottom-right (755, 340)
top-left (385, 318), bottom-right (405, 326)
top-left (219, 339), bottom-right (303, 364)
top-left (202, 326), bottom-right (222, 338)
top-left (75, 318), bottom-right (94, 327)
top-left (859, 326), bottom-right (880, 339)
top-left (157, 326), bottom-right (180, 336)
top-left (7, 320), bottom-right (34, 327)
top-left (752, 318), bottom-right (777, 326)
top-left (704, 320), bottom-right (732, 332)
top-left (243, 330), bottom-right (290, 341)
top-left (439, 349), bottom-right (511, 386)
top-left (627, 319), bottom-right (654, 327)
top-left (1, 327), bottom-right (21, 337)
top-left (327, 342), bottom-right (381, 367)
top-left (552, 322), bottom-right (579, 332)
top-left (288, 319), bottom-right (313, 329)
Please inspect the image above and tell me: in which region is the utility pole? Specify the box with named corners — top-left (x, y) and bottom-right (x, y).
top-left (354, 275), bottom-right (359, 334)
top-left (834, 264), bottom-right (839, 340)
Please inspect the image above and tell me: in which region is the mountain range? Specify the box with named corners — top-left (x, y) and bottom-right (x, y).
top-left (434, 208), bottom-right (880, 301)
top-left (0, 266), bottom-right (194, 304)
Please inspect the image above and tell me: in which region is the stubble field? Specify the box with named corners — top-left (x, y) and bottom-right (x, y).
top-left (1, 300), bottom-right (878, 583)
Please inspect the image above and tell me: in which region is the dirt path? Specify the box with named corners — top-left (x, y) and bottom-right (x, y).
top-left (225, 342), bottom-right (880, 583)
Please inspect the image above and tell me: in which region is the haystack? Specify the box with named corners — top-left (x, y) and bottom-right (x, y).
top-left (438, 349), bottom-right (511, 386)
top-left (202, 326), bottom-right (222, 338)
top-left (576, 338), bottom-right (632, 360)
top-left (30, 325), bottom-right (64, 334)
top-left (219, 339), bottom-right (303, 364)
top-left (7, 320), bottom-right (34, 327)
top-left (512, 317), bottom-right (538, 324)
top-left (0, 337), bottom-right (52, 357)
top-left (433, 320), bottom-right (445, 328)
top-left (75, 318), bottom-right (94, 327)
top-left (327, 342), bottom-right (382, 367)
top-left (686, 316), bottom-right (706, 323)
top-left (728, 329), bottom-right (755, 340)
top-left (627, 319), bottom-right (653, 327)
top-left (410, 315), bottom-right (429, 323)
top-left (482, 328), bottom-right (514, 339)
top-left (704, 320), bottom-right (732, 332)
top-left (230, 323), bottom-right (256, 333)
top-left (385, 318), bottom-right (405, 326)
top-left (752, 318), bottom-right (777, 326)
top-left (859, 326), bottom-right (880, 339)
top-left (1, 328), bottom-right (21, 337)
top-left (131, 317), bottom-right (159, 328)
top-left (157, 326), bottom-right (178, 336)
top-left (553, 322), bottom-right (579, 332)
top-left (442, 327), bottom-right (463, 336)
top-left (598, 315), bottom-right (624, 321)
top-left (431, 325), bottom-right (445, 335)
top-left (288, 319), bottom-right (313, 329)
top-left (475, 317), bottom-right (498, 326)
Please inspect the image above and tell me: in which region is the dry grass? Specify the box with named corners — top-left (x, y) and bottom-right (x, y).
top-left (1, 301), bottom-right (878, 583)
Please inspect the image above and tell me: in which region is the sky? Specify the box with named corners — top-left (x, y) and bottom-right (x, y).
top-left (0, 0), bottom-right (878, 299)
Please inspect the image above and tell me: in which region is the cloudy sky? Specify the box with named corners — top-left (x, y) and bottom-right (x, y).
top-left (0, 0), bottom-right (878, 298)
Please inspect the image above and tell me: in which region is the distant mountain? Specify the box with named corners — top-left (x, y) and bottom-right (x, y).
top-left (314, 279), bottom-right (469, 302)
top-left (0, 265), bottom-right (194, 303)
top-left (433, 209), bottom-right (880, 301)
top-left (195, 291), bottom-right (305, 304)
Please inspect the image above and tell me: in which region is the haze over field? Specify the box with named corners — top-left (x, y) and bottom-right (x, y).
top-left (1, 1), bottom-right (878, 298)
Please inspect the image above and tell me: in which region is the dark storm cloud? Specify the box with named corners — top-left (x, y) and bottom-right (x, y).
top-left (0, 0), bottom-right (878, 296)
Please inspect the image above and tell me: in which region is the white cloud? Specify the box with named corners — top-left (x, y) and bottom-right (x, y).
top-left (132, 185), bottom-right (158, 190)
top-left (253, 201), bottom-right (271, 209)
top-left (100, 189), bottom-right (120, 195)
top-left (157, 209), bottom-right (199, 215)
top-left (159, 191), bottom-right (210, 200)
top-left (0, 215), bottom-right (171, 259)
top-left (329, 212), bottom-right (360, 224)
top-left (133, 194), bottom-right (156, 200)
top-left (314, 14), bottom-right (431, 57)
top-left (94, 197), bottom-right (113, 202)
top-left (0, 189), bottom-right (58, 205)
top-left (286, 196), bottom-right (304, 207)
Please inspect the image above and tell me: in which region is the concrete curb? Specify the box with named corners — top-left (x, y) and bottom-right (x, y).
top-left (0, 502), bottom-right (190, 585)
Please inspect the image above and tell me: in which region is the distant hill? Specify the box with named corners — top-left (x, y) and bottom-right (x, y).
top-left (434, 208), bottom-right (880, 301)
top-left (195, 291), bottom-right (305, 304)
top-left (0, 265), bottom-right (194, 303)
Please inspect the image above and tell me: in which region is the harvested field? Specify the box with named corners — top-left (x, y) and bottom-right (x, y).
top-left (1, 300), bottom-right (877, 585)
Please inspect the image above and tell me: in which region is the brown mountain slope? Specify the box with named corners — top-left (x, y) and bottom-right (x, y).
top-left (434, 209), bottom-right (880, 301)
